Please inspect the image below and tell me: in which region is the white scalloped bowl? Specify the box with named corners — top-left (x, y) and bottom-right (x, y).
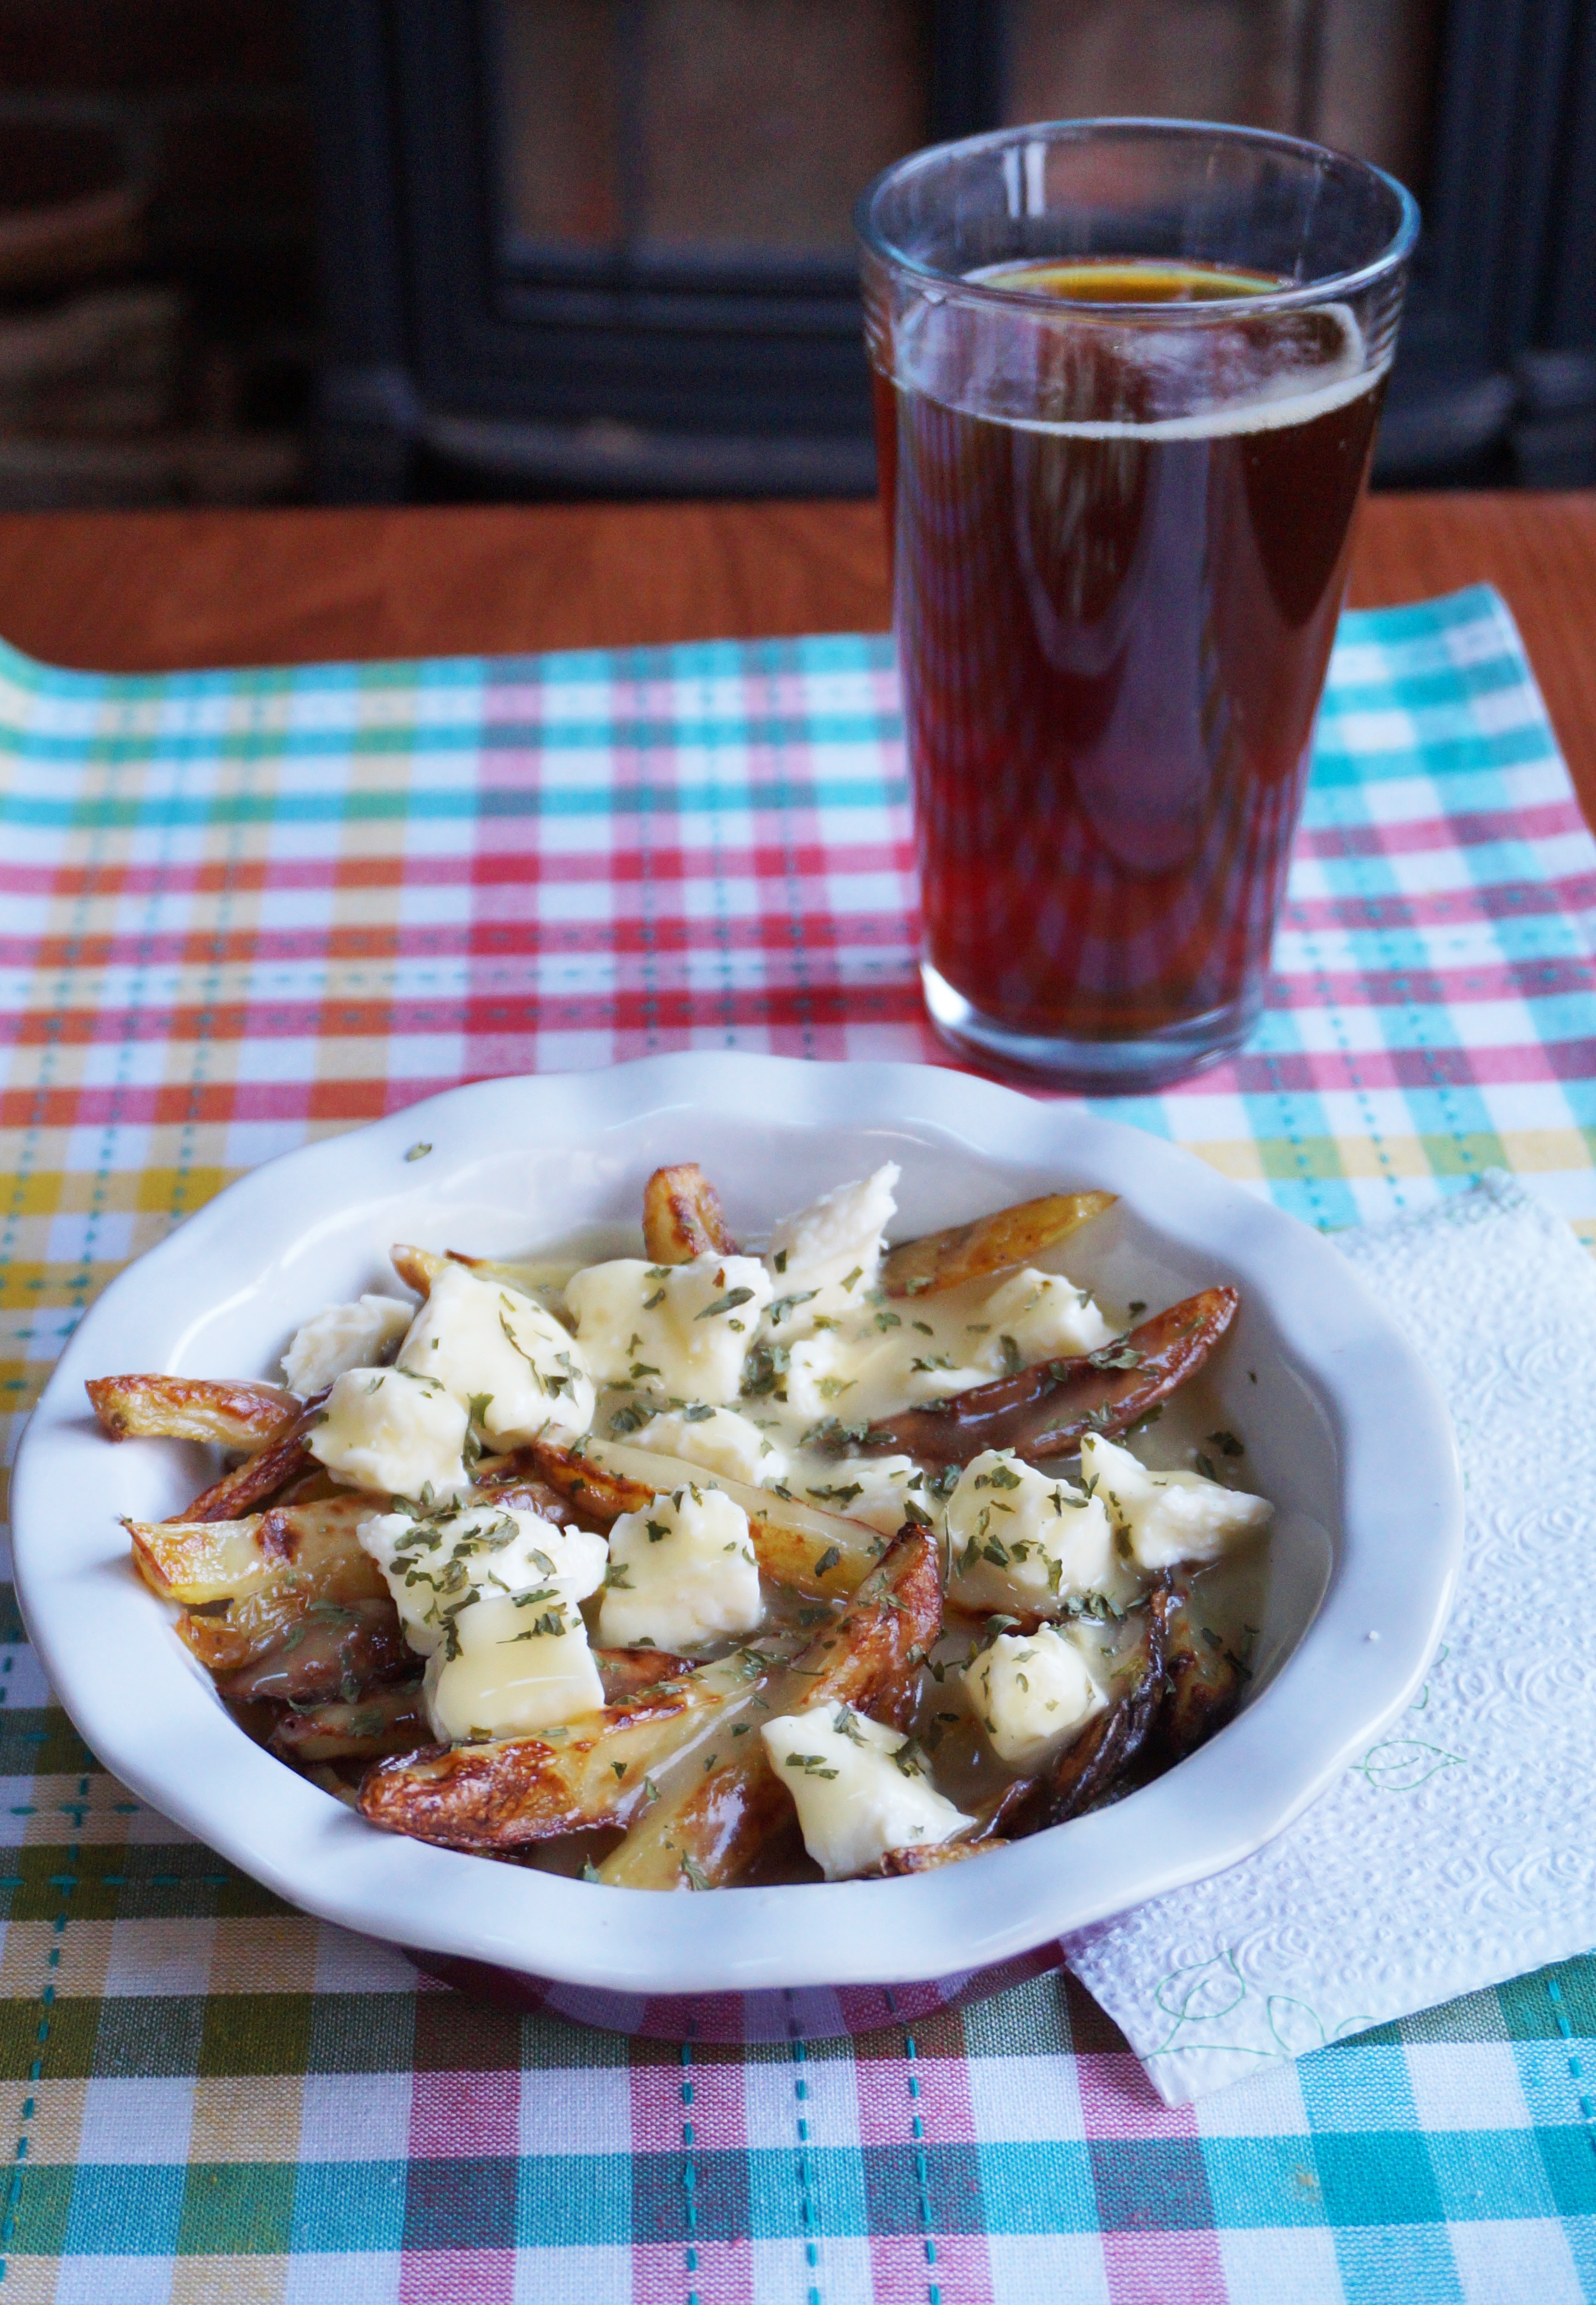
top-left (12, 1055), bottom-right (1462, 2040)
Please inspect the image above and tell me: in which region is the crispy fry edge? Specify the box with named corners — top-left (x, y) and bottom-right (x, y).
top-left (86, 1374), bottom-right (297, 1448)
top-left (882, 1189), bottom-right (1116, 1299)
top-left (642, 1162), bottom-right (738, 1263)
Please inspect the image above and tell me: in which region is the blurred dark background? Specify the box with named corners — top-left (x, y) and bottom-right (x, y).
top-left (0, 0), bottom-right (1589, 510)
top-left (0, 0), bottom-right (314, 505)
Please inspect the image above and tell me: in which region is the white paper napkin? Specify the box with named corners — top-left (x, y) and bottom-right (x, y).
top-left (1066, 1169), bottom-right (1596, 2105)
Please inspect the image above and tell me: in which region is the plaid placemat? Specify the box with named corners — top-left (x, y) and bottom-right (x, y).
top-left (1, 581), bottom-right (1593, 2302)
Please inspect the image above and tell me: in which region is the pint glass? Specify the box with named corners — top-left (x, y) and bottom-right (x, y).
top-left (858, 121), bottom-right (1417, 1089)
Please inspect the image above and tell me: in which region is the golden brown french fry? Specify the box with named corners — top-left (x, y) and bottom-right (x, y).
top-left (359, 1651), bottom-right (763, 1849)
top-left (390, 1243), bottom-right (447, 1294)
top-left (86, 1373), bottom-right (298, 1449)
top-left (537, 1438), bottom-right (883, 1599)
top-left (854, 1286), bottom-right (1239, 1465)
top-left (595, 1647), bottom-right (698, 1703)
top-left (469, 1463), bottom-right (594, 1531)
top-left (1153, 1587), bottom-right (1245, 1765)
top-left (526, 1443), bottom-right (652, 1521)
top-left (597, 1527), bottom-right (942, 1891)
top-left (178, 1594), bottom-right (311, 1675)
top-left (131, 1513), bottom-right (292, 1604)
top-left (268, 1467), bottom-right (345, 1510)
top-left (129, 1493), bottom-right (384, 1637)
top-left (875, 1838), bottom-right (1004, 1876)
top-left (269, 1681), bottom-right (427, 1764)
top-left (742, 1517), bottom-right (879, 1601)
top-left (881, 1190), bottom-right (1116, 1299)
top-left (642, 1163), bottom-right (738, 1263)
top-left (171, 1392), bottom-right (328, 1522)
top-left (214, 1595), bottom-right (411, 1704)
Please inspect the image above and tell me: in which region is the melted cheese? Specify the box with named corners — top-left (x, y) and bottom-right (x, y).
top-left (596, 1482), bottom-right (763, 1651)
top-left (962, 1626), bottom-right (1108, 1771)
top-left (423, 1594), bottom-right (603, 1741)
top-left (397, 1264), bottom-right (594, 1446)
top-left (1080, 1432), bottom-right (1273, 1570)
top-left (945, 1449), bottom-right (1118, 1614)
top-left (793, 1453), bottom-right (926, 1537)
top-left (566, 1252), bottom-right (773, 1404)
top-left (760, 1703), bottom-right (973, 1879)
top-left (281, 1294), bottom-right (412, 1396)
top-left (764, 1164), bottom-right (900, 1330)
top-left (776, 1324), bottom-right (989, 1423)
top-left (358, 1497), bottom-right (607, 1653)
top-left (970, 1267), bottom-right (1116, 1369)
top-left (308, 1365), bottom-right (469, 1501)
top-left (633, 1403), bottom-right (785, 1486)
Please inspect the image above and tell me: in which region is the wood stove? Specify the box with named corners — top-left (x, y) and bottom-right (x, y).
top-left (302, 0), bottom-right (1596, 498)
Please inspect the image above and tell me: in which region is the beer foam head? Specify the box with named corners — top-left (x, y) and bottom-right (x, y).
top-left (895, 290), bottom-right (1376, 437)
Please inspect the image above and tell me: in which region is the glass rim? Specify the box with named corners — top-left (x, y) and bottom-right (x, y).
top-left (854, 116), bottom-right (1421, 319)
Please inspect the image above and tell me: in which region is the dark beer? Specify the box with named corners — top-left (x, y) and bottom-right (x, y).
top-left (876, 260), bottom-right (1386, 1059)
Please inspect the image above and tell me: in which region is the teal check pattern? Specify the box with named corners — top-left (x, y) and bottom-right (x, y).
top-left (1, 584), bottom-right (1593, 2299)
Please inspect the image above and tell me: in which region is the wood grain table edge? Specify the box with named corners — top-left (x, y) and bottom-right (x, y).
top-left (0, 500), bottom-right (892, 671)
top-left (0, 490), bottom-right (1590, 819)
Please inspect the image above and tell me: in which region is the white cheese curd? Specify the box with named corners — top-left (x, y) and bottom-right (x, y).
top-left (565, 1253), bottom-right (774, 1405)
top-left (778, 1326), bottom-right (988, 1423)
top-left (760, 1704), bottom-right (973, 1880)
top-left (962, 1626), bottom-right (1109, 1772)
top-left (596, 1482), bottom-right (763, 1651)
top-left (308, 1366), bottom-right (470, 1501)
top-left (423, 1594), bottom-right (603, 1743)
top-left (281, 1294), bottom-right (412, 1396)
top-left (633, 1403), bottom-right (786, 1486)
top-left (1080, 1431), bottom-right (1273, 1570)
top-left (888, 1344), bottom-right (993, 1404)
top-left (358, 1498), bottom-right (607, 1654)
top-left (797, 1453), bottom-right (927, 1537)
top-left (970, 1267), bottom-right (1116, 1371)
top-left (780, 1330), bottom-right (864, 1422)
top-left (397, 1264), bottom-right (595, 1447)
top-left (945, 1449), bottom-right (1117, 1614)
top-left (764, 1163), bottom-right (900, 1330)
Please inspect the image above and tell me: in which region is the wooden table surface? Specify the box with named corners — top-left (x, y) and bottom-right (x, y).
top-left (0, 492), bottom-right (1592, 818)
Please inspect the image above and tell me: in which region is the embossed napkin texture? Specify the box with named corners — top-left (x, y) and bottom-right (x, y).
top-left (1068, 1169), bottom-right (1596, 2105)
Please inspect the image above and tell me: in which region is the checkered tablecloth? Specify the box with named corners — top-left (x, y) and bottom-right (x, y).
top-left (2, 581), bottom-right (1594, 2303)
